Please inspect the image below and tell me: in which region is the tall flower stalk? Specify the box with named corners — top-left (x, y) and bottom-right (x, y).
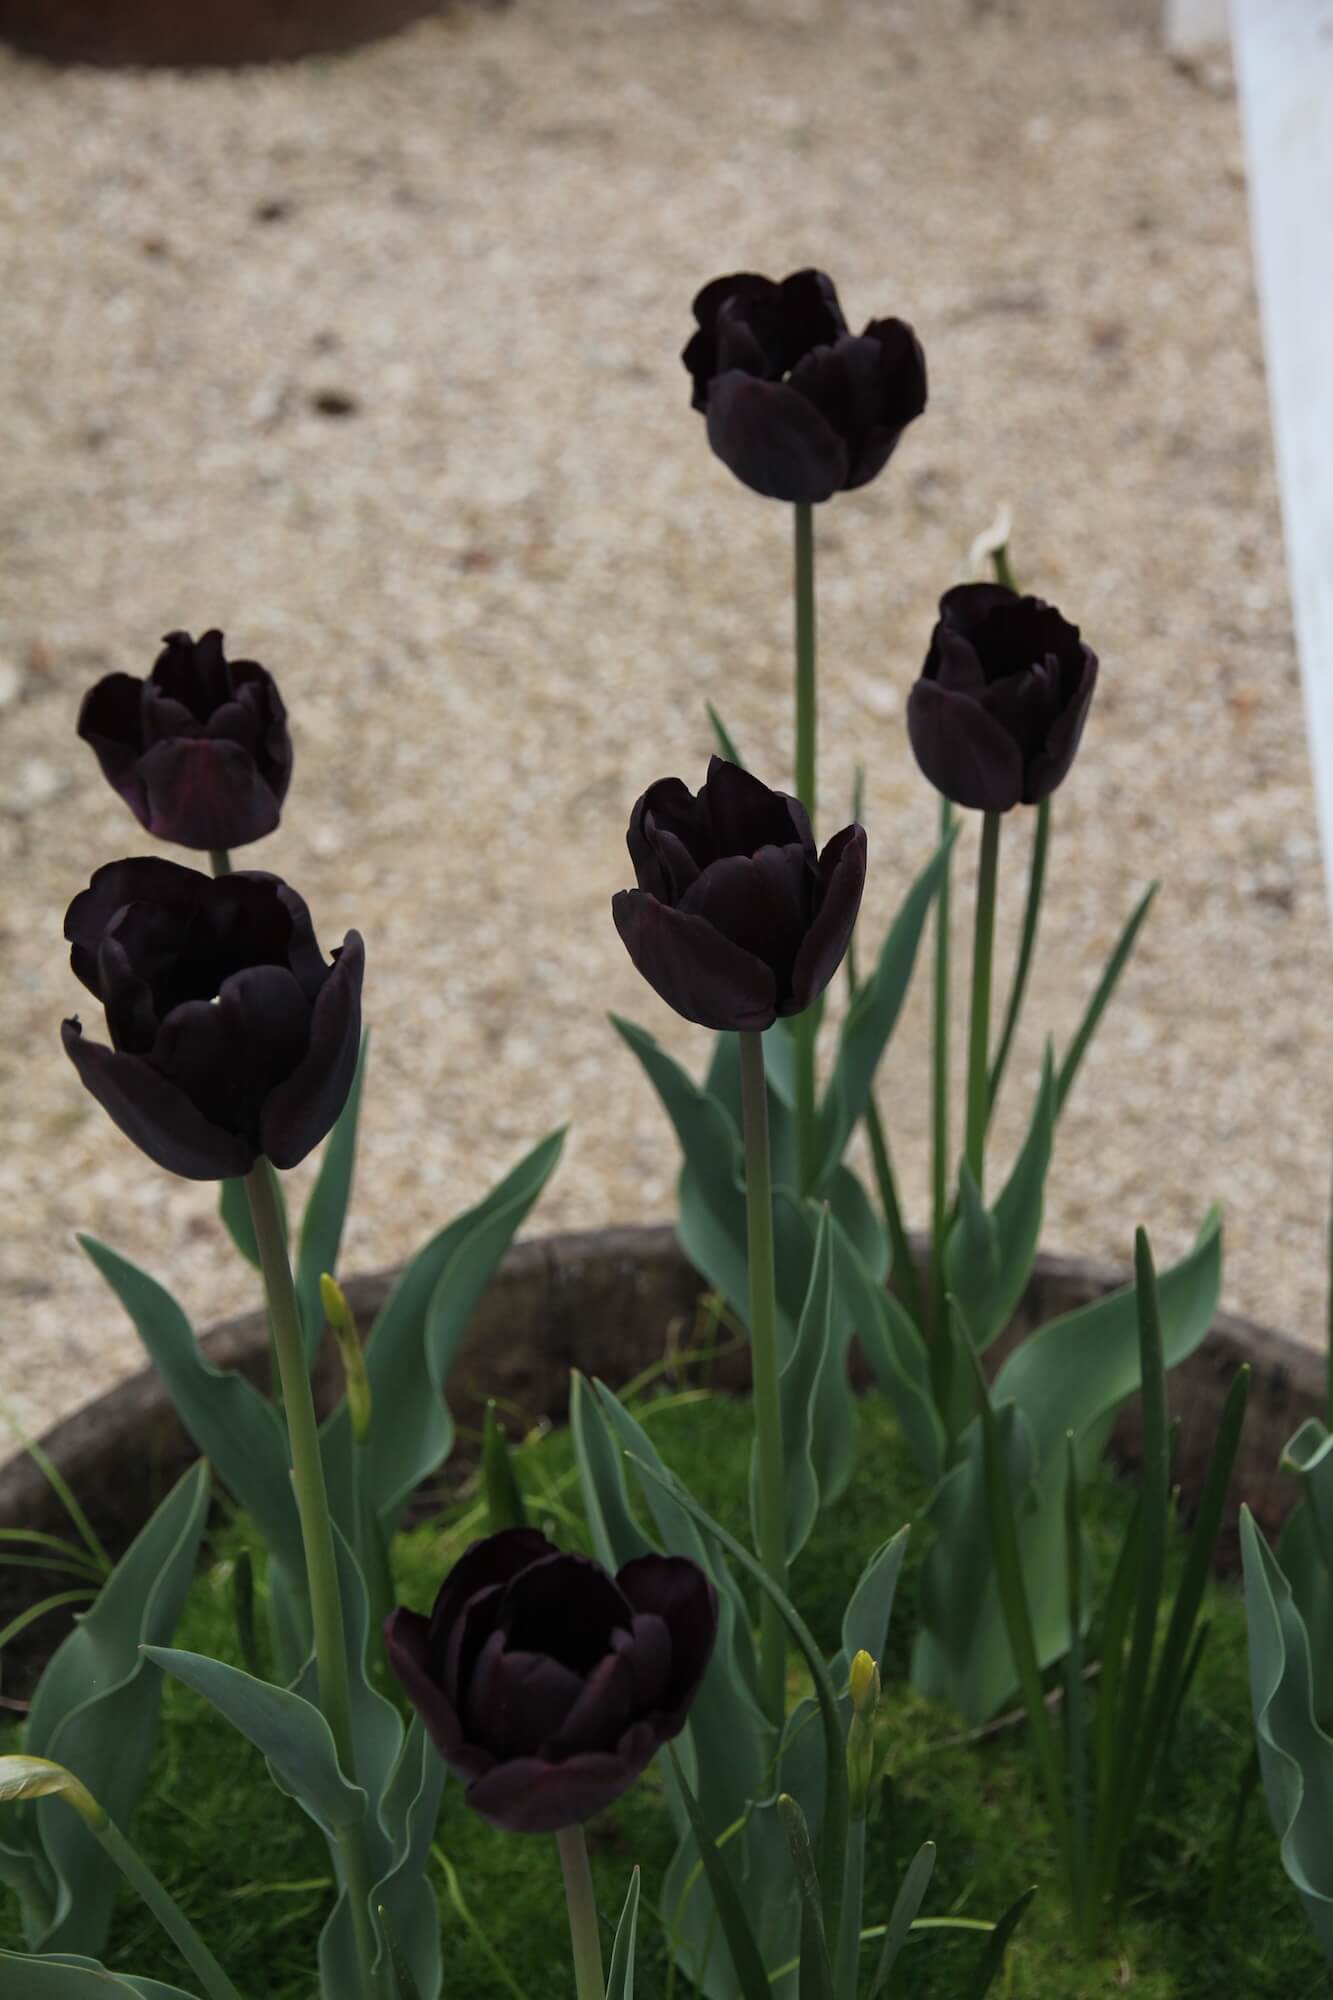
top-left (245, 1161), bottom-right (384, 2000)
top-left (740, 1028), bottom-right (789, 1723)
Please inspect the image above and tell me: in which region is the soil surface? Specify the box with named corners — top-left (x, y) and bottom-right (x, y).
top-left (2, 0), bottom-right (1328, 1442)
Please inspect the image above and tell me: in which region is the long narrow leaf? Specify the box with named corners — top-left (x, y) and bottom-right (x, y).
top-left (1064, 1434), bottom-right (1088, 1913)
top-left (666, 1747), bottom-right (772, 2000)
top-left (707, 705), bottom-right (745, 767)
top-left (604, 1867), bottom-right (641, 2000)
top-left (1055, 882), bottom-right (1157, 1115)
top-left (866, 1842), bottom-right (936, 2000)
top-left (26, 1463), bottom-right (210, 1958)
top-left (634, 1457), bottom-right (850, 1948)
top-left (296, 1032), bottom-right (369, 1362)
top-left (967, 1886), bottom-right (1037, 1997)
top-left (1135, 1366), bottom-right (1250, 1801)
top-left (777, 1794), bottom-right (834, 2000)
top-left (957, 1304), bottom-right (1069, 1864)
top-left (1097, 1231), bottom-right (1169, 1916)
top-left (816, 831), bottom-right (956, 1181)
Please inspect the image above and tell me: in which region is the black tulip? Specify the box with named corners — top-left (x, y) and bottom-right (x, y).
top-left (906, 584), bottom-right (1099, 813)
top-left (61, 858), bottom-right (363, 1180)
top-left (682, 268), bottom-right (926, 504)
top-left (613, 756), bottom-right (866, 1033)
top-left (77, 630), bottom-right (292, 851)
top-left (385, 1527), bottom-right (717, 1834)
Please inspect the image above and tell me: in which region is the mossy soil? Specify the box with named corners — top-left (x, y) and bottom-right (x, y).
top-left (3, 1391), bottom-right (1328, 1998)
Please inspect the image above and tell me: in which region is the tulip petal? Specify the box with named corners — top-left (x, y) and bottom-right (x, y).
top-left (259, 931), bottom-right (365, 1170)
top-left (613, 890), bottom-right (776, 1032)
top-left (789, 824), bottom-right (868, 1015)
top-left (427, 1528), bottom-right (556, 1671)
top-left (384, 1607), bottom-right (490, 1779)
top-left (61, 1017), bottom-right (255, 1180)
top-left (500, 1552), bottom-right (634, 1671)
top-left (135, 736), bottom-right (281, 851)
top-left (543, 1650), bottom-right (635, 1757)
top-left (937, 581), bottom-right (1019, 638)
top-left (467, 1635), bottom-right (585, 1759)
top-left (464, 1750), bottom-right (643, 1835)
top-left (1025, 646), bottom-right (1099, 803)
top-left (65, 857), bottom-right (212, 996)
top-left (679, 849), bottom-right (813, 997)
top-left (76, 671), bottom-right (149, 785)
top-left (705, 370), bottom-right (848, 504)
top-left (617, 1554), bottom-right (719, 1718)
top-left (702, 755), bottom-right (813, 860)
top-left (906, 677), bottom-right (1025, 815)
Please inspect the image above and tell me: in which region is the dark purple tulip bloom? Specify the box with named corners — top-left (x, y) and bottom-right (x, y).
top-left (907, 584), bottom-right (1100, 814)
top-left (682, 268), bottom-right (926, 504)
top-left (613, 756), bottom-right (866, 1033)
top-left (77, 630), bottom-right (292, 852)
top-left (61, 858), bottom-right (363, 1180)
top-left (385, 1527), bottom-right (717, 1834)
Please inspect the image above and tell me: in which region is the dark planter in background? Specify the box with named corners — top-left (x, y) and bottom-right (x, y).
top-left (0, 0), bottom-right (446, 68)
top-left (0, 1224), bottom-right (1322, 1687)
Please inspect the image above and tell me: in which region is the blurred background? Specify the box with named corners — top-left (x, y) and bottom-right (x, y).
top-left (2, 0), bottom-right (1326, 1440)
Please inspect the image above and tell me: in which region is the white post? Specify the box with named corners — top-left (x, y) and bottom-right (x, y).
top-left (1233, 0), bottom-right (1333, 923)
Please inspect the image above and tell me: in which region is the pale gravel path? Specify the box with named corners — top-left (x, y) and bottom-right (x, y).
top-left (2, 0), bottom-right (1328, 1442)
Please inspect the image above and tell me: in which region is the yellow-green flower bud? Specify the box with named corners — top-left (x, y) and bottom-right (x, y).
top-left (321, 1272), bottom-right (371, 1444)
top-left (849, 1648), bottom-right (880, 1719)
top-left (846, 1650), bottom-right (881, 1821)
top-left (0, 1755), bottom-right (106, 1831)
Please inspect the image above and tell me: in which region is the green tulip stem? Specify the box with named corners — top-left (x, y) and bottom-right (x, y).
top-left (794, 500), bottom-right (817, 825)
top-left (927, 797), bottom-right (954, 1351)
top-left (93, 1814), bottom-right (245, 2000)
top-left (793, 498), bottom-right (820, 1196)
top-left (556, 1824), bottom-right (605, 2000)
top-left (987, 798), bottom-right (1049, 1123)
top-left (740, 1028), bottom-right (789, 1729)
top-left (963, 811), bottom-right (1002, 1195)
top-left (208, 848), bottom-right (233, 877)
top-left (245, 1159), bottom-right (385, 2000)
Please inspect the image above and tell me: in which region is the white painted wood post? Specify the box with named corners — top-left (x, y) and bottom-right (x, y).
top-left (1232, 0), bottom-right (1333, 923)
top-left (1165, 0), bottom-right (1230, 54)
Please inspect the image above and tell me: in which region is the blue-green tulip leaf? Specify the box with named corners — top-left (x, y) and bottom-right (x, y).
top-left (815, 828), bottom-right (956, 1183)
top-left (993, 1206), bottom-right (1223, 1469)
top-left (3, 1953), bottom-right (200, 1998)
top-left (1240, 1510), bottom-right (1333, 1966)
top-left (760, 1207), bottom-right (835, 1563)
top-left (947, 1047), bottom-right (1056, 1353)
top-left (605, 1867), bottom-right (642, 2000)
top-left (833, 1215), bottom-right (943, 1488)
top-left (321, 1130), bottom-right (564, 1536)
top-left (144, 1649), bottom-right (365, 1839)
top-left (296, 1031), bottom-right (369, 1365)
top-left (23, 1463), bottom-right (209, 1958)
top-left (77, 1237), bottom-right (304, 1587)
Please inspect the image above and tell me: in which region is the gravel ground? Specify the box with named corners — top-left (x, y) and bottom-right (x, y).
top-left (2, 0), bottom-right (1327, 1444)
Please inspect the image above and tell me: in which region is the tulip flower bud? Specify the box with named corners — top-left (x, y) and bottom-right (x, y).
top-left (385, 1528), bottom-right (718, 1833)
top-left (0, 1755), bottom-right (107, 1832)
top-left (846, 1648), bottom-right (881, 1822)
top-left (613, 756), bottom-right (866, 1034)
top-left (61, 859), bottom-right (363, 1181)
top-left (77, 629), bottom-right (292, 852)
top-left (683, 268), bottom-right (927, 504)
top-left (907, 584), bottom-right (1098, 815)
top-left (321, 1273), bottom-right (371, 1444)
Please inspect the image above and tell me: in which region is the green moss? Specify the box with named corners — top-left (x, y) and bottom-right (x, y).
top-left (2, 1391), bottom-right (1325, 1996)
